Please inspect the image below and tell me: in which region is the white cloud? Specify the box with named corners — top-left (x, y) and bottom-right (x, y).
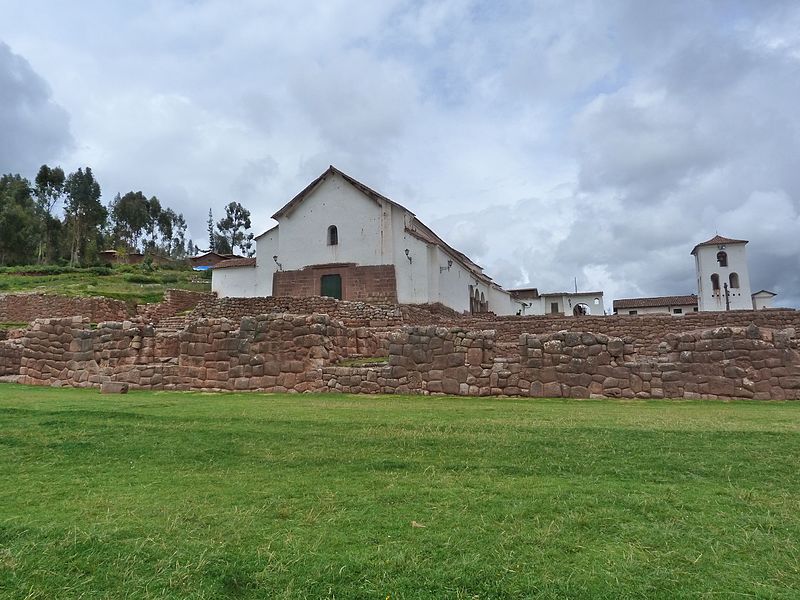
top-left (1, 0), bottom-right (799, 307)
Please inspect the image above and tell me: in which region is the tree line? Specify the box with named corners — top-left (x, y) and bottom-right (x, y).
top-left (0, 164), bottom-right (256, 266)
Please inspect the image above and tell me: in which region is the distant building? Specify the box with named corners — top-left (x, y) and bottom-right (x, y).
top-left (692, 235), bottom-right (753, 311)
top-left (510, 288), bottom-right (605, 316)
top-left (751, 289), bottom-right (777, 310)
top-left (613, 295), bottom-right (698, 316)
top-left (190, 251), bottom-right (244, 270)
top-left (614, 234), bottom-right (777, 315)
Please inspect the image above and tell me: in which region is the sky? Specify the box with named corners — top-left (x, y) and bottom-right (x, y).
top-left (1, 0), bottom-right (799, 308)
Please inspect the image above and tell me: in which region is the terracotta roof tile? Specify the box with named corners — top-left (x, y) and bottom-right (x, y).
top-left (214, 257), bottom-right (256, 269)
top-left (613, 295), bottom-right (698, 309)
top-left (691, 235), bottom-right (748, 255)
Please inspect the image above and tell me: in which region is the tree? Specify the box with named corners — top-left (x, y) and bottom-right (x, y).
top-left (207, 209), bottom-right (215, 252)
top-left (215, 201), bottom-right (254, 256)
top-left (0, 174), bottom-right (39, 265)
top-left (110, 191), bottom-right (149, 251)
top-left (33, 164), bottom-right (65, 263)
top-left (64, 167), bottom-right (106, 265)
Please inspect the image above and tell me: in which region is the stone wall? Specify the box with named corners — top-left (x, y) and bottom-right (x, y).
top-left (440, 309), bottom-right (800, 358)
top-left (137, 289), bottom-right (213, 324)
top-left (6, 313), bottom-right (799, 400)
top-left (192, 295), bottom-right (403, 328)
top-left (16, 314), bottom-right (351, 392)
top-left (0, 293), bottom-right (131, 324)
top-left (327, 324), bottom-right (800, 400)
top-left (0, 340), bottom-right (22, 376)
top-left (273, 264), bottom-right (398, 304)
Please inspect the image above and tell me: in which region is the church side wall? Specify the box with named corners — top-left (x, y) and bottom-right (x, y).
top-left (392, 209), bottom-right (433, 304)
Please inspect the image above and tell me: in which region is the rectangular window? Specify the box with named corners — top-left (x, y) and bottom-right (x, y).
top-left (673, 308), bottom-right (683, 314)
top-left (629, 310), bottom-right (638, 315)
top-left (550, 302), bottom-right (559, 314)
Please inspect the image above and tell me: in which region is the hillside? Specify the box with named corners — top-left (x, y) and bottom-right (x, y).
top-left (0, 264), bottom-right (211, 306)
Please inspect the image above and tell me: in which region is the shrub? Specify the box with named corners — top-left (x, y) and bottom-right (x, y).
top-left (161, 274), bottom-right (179, 284)
top-left (125, 274), bottom-right (158, 284)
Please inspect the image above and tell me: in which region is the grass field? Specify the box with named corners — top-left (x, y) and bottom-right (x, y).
top-left (1, 384), bottom-right (799, 599)
top-left (0, 266), bottom-right (210, 305)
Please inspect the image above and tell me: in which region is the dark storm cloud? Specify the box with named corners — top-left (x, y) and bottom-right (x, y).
top-left (0, 42), bottom-right (72, 174)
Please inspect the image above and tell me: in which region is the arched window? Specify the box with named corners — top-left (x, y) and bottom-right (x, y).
top-left (729, 272), bottom-right (739, 289)
top-left (717, 251), bottom-right (727, 267)
top-left (327, 225), bottom-right (338, 246)
top-left (711, 273), bottom-right (720, 292)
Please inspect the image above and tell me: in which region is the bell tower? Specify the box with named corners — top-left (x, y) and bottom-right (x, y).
top-left (692, 235), bottom-right (752, 311)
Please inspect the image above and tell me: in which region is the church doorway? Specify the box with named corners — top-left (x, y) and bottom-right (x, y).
top-left (320, 274), bottom-right (342, 299)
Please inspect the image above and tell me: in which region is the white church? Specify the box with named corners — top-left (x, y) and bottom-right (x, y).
top-left (212, 166), bottom-right (604, 316)
top-left (613, 234), bottom-right (777, 315)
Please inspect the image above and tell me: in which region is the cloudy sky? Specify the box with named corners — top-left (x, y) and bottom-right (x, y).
top-left (2, 0), bottom-right (799, 307)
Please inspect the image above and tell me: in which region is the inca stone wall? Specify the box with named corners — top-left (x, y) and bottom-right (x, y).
top-left (0, 340), bottom-right (22, 376)
top-left (0, 293), bottom-right (131, 324)
top-left (192, 295), bottom-right (403, 328)
top-left (136, 289), bottom-right (213, 324)
top-left (6, 313), bottom-right (799, 399)
top-left (16, 314), bottom-right (352, 392)
top-left (326, 324), bottom-right (800, 400)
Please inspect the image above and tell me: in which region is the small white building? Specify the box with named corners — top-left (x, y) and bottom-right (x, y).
top-left (510, 288), bottom-right (605, 316)
top-left (692, 235), bottom-right (753, 311)
top-left (613, 295), bottom-right (698, 316)
top-left (751, 289), bottom-right (777, 310)
top-left (213, 166), bottom-right (533, 315)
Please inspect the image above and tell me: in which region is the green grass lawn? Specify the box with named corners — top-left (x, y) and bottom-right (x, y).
top-left (0, 267), bottom-right (210, 305)
top-left (1, 384), bottom-right (799, 599)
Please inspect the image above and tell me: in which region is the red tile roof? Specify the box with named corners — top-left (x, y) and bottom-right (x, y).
top-left (214, 257), bottom-right (256, 269)
top-left (613, 295), bottom-right (698, 309)
top-left (691, 235), bottom-right (748, 255)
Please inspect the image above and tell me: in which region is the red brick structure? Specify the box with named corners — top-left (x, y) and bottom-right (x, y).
top-left (273, 263), bottom-right (397, 304)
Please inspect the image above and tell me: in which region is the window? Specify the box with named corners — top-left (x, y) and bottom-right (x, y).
top-left (593, 297), bottom-right (600, 305)
top-left (673, 308), bottom-right (683, 314)
top-left (729, 272), bottom-right (739, 288)
top-left (327, 225), bottom-right (338, 246)
top-left (711, 273), bottom-right (720, 292)
top-left (629, 310), bottom-right (638, 315)
top-left (717, 251), bottom-right (727, 267)
top-left (550, 302), bottom-right (559, 314)
top-left (693, 307), bottom-right (698, 312)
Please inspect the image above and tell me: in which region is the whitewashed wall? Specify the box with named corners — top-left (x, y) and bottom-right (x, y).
top-left (276, 173), bottom-right (390, 270)
top-left (212, 266), bottom-right (259, 297)
top-left (616, 303), bottom-right (697, 315)
top-left (695, 243), bottom-right (752, 311)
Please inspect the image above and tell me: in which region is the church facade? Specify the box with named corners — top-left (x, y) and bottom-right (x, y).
top-left (212, 166), bottom-right (530, 315)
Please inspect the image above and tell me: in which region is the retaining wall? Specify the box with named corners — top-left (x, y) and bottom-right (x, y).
top-left (192, 295), bottom-right (403, 328)
top-left (7, 314), bottom-right (799, 400)
top-left (0, 293), bottom-right (131, 324)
